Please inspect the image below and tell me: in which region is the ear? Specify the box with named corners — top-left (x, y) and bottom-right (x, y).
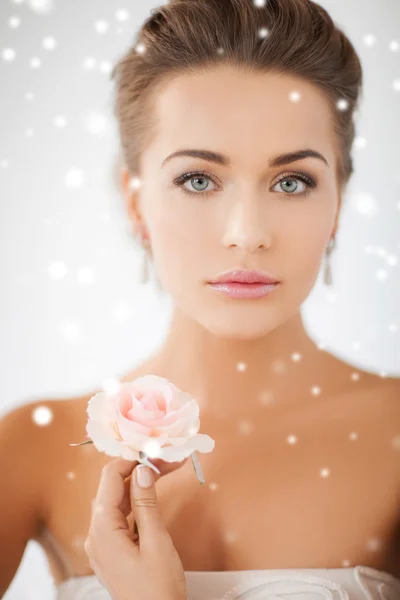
top-left (120, 165), bottom-right (144, 236)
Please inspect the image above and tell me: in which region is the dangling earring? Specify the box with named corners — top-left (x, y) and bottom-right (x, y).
top-left (140, 235), bottom-right (152, 285)
top-left (323, 237), bottom-right (336, 286)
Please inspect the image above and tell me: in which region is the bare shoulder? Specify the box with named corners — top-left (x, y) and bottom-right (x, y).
top-left (367, 373), bottom-right (400, 422)
top-left (0, 396), bottom-right (81, 594)
top-left (334, 360), bottom-right (400, 452)
top-left (0, 394), bottom-right (89, 482)
top-left (349, 368), bottom-right (399, 410)
top-left (323, 349), bottom-right (399, 400)
top-left (0, 391), bottom-right (100, 494)
top-left (0, 397), bottom-right (63, 470)
top-left (2, 363), bottom-right (151, 480)
top-left (320, 350), bottom-right (400, 435)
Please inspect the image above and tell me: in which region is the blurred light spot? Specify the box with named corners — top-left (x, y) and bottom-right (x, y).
top-left (289, 91), bottom-right (301, 102)
top-left (9, 17), bottom-right (21, 28)
top-left (65, 167), bottom-right (85, 187)
top-left (99, 61), bottom-right (112, 74)
top-left (102, 378), bottom-right (121, 394)
top-left (271, 360), bottom-right (286, 374)
top-left (2, 48), bottom-right (16, 61)
top-left (350, 192), bottom-right (378, 216)
top-left (84, 111), bottom-right (109, 136)
top-left (43, 36), bottom-right (57, 50)
top-left (238, 420), bottom-right (253, 435)
top-left (94, 20), bottom-right (109, 34)
top-left (366, 538), bottom-right (381, 552)
top-left (77, 266), bottom-right (96, 285)
top-left (363, 34), bottom-right (377, 46)
top-left (48, 261), bottom-right (68, 280)
top-left (83, 57), bottom-right (96, 69)
top-left (30, 57), bottom-right (41, 68)
top-left (54, 115), bottom-right (67, 128)
top-left (116, 9), bottom-right (130, 21)
top-left (354, 136), bottom-right (367, 149)
top-left (32, 405), bottom-right (54, 426)
top-left (258, 27), bottom-right (269, 39)
top-left (59, 320), bottom-right (84, 344)
top-left (259, 389), bottom-right (274, 406)
top-left (376, 269), bottom-right (388, 281)
top-left (336, 98), bottom-right (349, 111)
top-left (136, 43), bottom-right (146, 55)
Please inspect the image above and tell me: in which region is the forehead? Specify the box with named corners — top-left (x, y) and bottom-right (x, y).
top-left (148, 66), bottom-right (337, 167)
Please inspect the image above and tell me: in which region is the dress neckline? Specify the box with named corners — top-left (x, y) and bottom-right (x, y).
top-left (57, 564), bottom-right (400, 587)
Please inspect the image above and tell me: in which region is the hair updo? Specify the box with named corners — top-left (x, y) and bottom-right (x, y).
top-left (111, 0), bottom-right (363, 191)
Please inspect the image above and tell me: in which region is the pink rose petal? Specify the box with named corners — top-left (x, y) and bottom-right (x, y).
top-left (84, 375), bottom-right (215, 464)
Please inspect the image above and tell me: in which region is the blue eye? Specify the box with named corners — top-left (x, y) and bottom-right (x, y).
top-left (174, 171), bottom-right (218, 197)
top-left (273, 172), bottom-right (317, 197)
top-left (173, 170), bottom-right (317, 198)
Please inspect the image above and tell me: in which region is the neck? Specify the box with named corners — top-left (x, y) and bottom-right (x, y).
top-left (152, 308), bottom-right (326, 420)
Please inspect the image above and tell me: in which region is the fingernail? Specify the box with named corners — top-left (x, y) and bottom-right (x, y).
top-left (136, 464), bottom-right (153, 488)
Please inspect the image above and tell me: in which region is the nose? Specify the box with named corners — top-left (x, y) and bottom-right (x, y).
top-left (222, 198), bottom-right (271, 252)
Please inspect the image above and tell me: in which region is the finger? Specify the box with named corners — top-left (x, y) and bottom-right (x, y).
top-left (93, 456), bottom-right (187, 526)
top-left (131, 464), bottom-right (165, 549)
top-left (118, 476), bottom-right (134, 520)
top-left (93, 458), bottom-right (138, 535)
top-left (151, 456), bottom-right (189, 476)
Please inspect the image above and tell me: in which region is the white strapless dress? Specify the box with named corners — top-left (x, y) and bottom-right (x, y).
top-left (56, 565), bottom-right (400, 599)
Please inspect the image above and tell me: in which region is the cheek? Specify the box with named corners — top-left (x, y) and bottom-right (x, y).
top-left (148, 198), bottom-right (209, 262)
top-left (280, 206), bottom-right (334, 282)
top-left (146, 201), bottom-right (206, 291)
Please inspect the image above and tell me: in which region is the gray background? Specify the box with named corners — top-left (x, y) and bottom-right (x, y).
top-left (1, 0), bottom-right (399, 598)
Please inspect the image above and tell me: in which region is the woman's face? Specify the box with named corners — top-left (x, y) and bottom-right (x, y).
top-left (124, 66), bottom-right (341, 339)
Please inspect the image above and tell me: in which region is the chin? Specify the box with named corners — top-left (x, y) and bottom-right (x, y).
top-left (200, 314), bottom-right (281, 341)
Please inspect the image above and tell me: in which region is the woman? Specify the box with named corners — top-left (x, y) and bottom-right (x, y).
top-left (1, 0), bottom-right (400, 598)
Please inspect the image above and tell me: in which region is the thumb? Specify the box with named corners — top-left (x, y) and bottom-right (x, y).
top-left (131, 464), bottom-right (164, 546)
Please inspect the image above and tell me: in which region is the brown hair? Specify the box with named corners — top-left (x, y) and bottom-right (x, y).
top-left (111, 0), bottom-right (363, 191)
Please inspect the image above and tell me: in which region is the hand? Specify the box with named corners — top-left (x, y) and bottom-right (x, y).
top-left (84, 457), bottom-right (188, 600)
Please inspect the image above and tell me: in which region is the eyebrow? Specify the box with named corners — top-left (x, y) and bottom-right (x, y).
top-left (161, 147), bottom-right (329, 169)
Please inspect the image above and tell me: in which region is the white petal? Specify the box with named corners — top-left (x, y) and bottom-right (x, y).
top-left (191, 433), bottom-right (215, 453)
top-left (152, 417), bottom-right (191, 438)
top-left (117, 444), bottom-right (141, 461)
top-left (158, 446), bottom-right (193, 462)
top-left (174, 391), bottom-right (196, 410)
top-left (86, 392), bottom-right (107, 420)
top-left (180, 416), bottom-right (200, 437)
top-left (159, 434), bottom-right (215, 462)
top-left (175, 397), bottom-right (199, 420)
top-left (89, 431), bottom-right (122, 456)
top-left (86, 416), bottom-right (116, 445)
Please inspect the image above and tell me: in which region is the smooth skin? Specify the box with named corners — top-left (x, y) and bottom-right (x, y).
top-left (85, 457), bottom-right (189, 600)
top-left (1, 65), bottom-right (400, 598)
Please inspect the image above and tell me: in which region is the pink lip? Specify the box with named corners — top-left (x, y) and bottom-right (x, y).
top-left (209, 269), bottom-right (280, 285)
top-left (207, 281), bottom-right (279, 299)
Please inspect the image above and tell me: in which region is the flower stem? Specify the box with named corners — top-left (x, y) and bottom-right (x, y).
top-left (138, 451), bottom-right (161, 474)
top-left (69, 440), bottom-right (93, 447)
top-left (191, 451), bottom-right (205, 485)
